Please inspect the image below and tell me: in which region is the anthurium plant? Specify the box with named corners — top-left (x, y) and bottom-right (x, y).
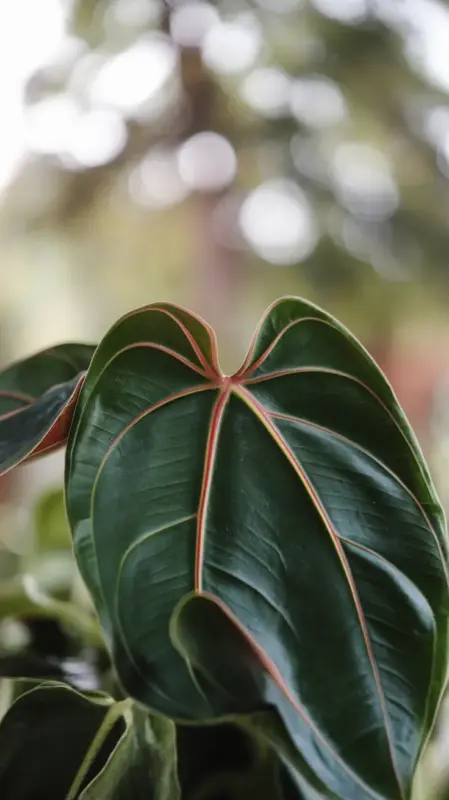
top-left (0, 297), bottom-right (447, 800)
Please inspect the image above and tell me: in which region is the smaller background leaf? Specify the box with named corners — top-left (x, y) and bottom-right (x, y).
top-left (80, 705), bottom-right (180, 800)
top-left (0, 682), bottom-right (123, 799)
top-left (0, 343), bottom-right (95, 475)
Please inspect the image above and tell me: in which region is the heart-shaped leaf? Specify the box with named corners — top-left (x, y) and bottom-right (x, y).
top-left (0, 343), bottom-right (95, 474)
top-left (65, 298), bottom-right (449, 799)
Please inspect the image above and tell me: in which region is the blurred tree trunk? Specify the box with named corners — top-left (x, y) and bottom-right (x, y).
top-left (179, 44), bottom-right (243, 367)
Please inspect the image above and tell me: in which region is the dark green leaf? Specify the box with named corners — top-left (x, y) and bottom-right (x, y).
top-left (65, 298), bottom-right (449, 799)
top-left (80, 704), bottom-right (179, 800)
top-left (0, 682), bottom-right (122, 799)
top-left (0, 343), bottom-right (95, 474)
top-left (177, 719), bottom-right (293, 800)
top-left (176, 722), bottom-right (256, 798)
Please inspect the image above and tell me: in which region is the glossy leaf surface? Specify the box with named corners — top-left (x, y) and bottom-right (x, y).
top-left (66, 298), bottom-right (449, 799)
top-left (0, 343), bottom-right (95, 474)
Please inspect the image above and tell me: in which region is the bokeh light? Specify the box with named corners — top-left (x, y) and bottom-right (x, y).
top-left (170, 2), bottom-right (219, 48)
top-left (239, 180), bottom-right (318, 265)
top-left (289, 76), bottom-right (347, 128)
top-left (89, 35), bottom-right (177, 115)
top-left (177, 133), bottom-right (237, 192)
top-left (331, 143), bottom-right (399, 220)
top-left (241, 68), bottom-right (291, 118)
top-left (129, 149), bottom-right (189, 209)
top-left (201, 15), bottom-right (262, 75)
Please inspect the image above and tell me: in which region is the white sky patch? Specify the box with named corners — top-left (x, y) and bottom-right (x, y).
top-left (378, 0), bottom-right (449, 93)
top-left (0, 0), bottom-right (68, 193)
top-left (89, 35), bottom-right (177, 116)
top-left (26, 97), bottom-right (127, 168)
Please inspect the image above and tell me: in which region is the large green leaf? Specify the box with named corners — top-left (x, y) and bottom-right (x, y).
top-left (65, 298), bottom-right (449, 799)
top-left (0, 343), bottom-right (95, 474)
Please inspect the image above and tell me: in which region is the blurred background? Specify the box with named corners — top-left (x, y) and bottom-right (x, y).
top-left (1, 0), bottom-right (449, 795)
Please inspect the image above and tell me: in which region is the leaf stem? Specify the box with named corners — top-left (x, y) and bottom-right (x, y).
top-left (65, 698), bottom-right (132, 800)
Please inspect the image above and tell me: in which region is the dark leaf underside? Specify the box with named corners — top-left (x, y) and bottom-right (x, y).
top-left (0, 343), bottom-right (95, 474)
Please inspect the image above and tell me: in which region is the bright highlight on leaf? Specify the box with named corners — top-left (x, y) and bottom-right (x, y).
top-left (61, 297), bottom-right (449, 800)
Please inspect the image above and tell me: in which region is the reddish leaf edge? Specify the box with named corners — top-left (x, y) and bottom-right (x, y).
top-left (237, 297), bottom-right (437, 496)
top-left (0, 389), bottom-right (36, 408)
top-left (95, 303), bottom-right (221, 379)
top-left (27, 376), bottom-right (85, 459)
top-left (0, 374), bottom-right (87, 477)
top-left (66, 303), bottom-right (222, 456)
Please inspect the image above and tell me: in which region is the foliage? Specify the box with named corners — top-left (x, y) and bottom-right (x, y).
top-left (0, 297), bottom-right (447, 799)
